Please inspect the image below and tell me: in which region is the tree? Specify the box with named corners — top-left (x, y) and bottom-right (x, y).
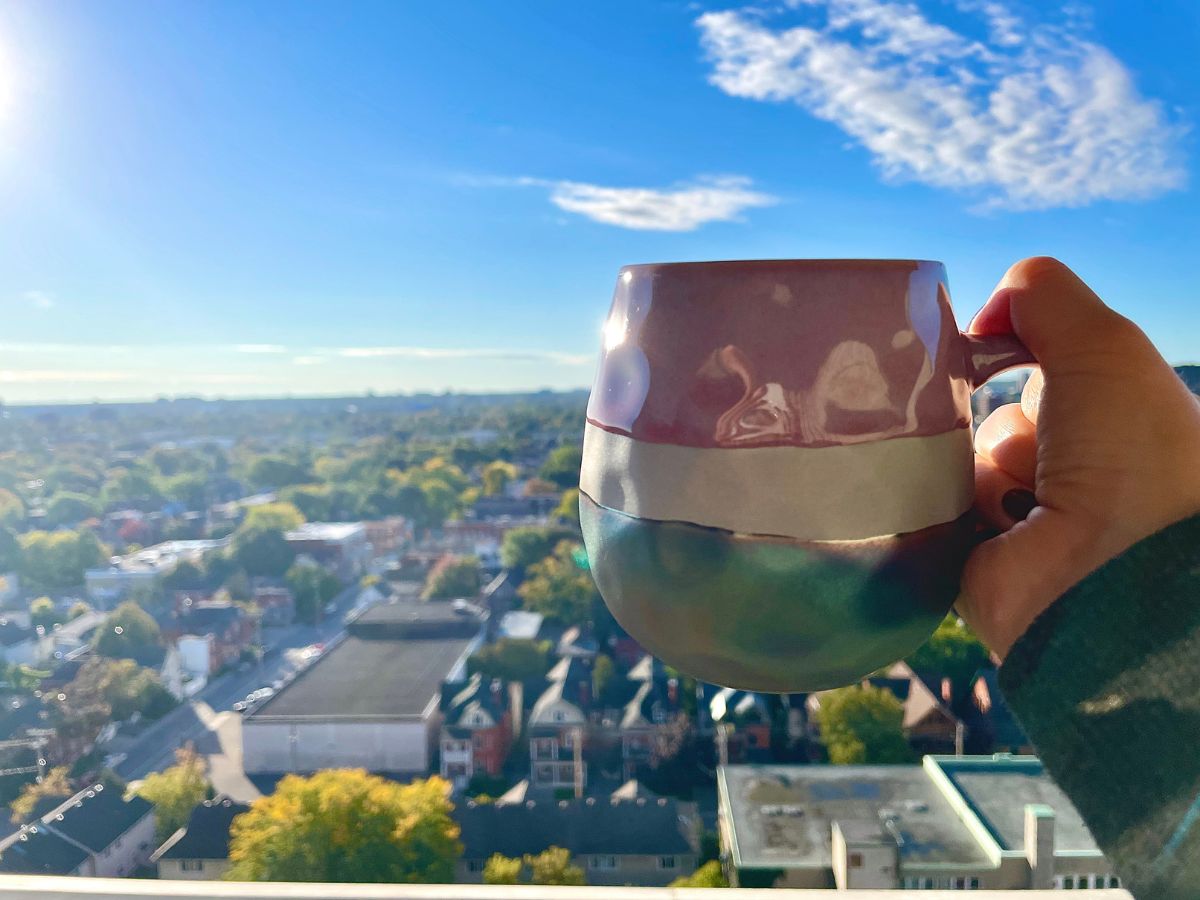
top-left (0, 526), bottom-right (20, 572)
top-left (233, 527), bottom-right (295, 577)
top-left (671, 860), bottom-right (729, 888)
top-left (242, 501), bottom-right (305, 533)
top-left (285, 561), bottom-right (341, 625)
top-left (814, 684), bottom-right (913, 765)
top-left (526, 846), bottom-right (585, 885)
top-left (592, 653), bottom-right (616, 704)
top-left (539, 445), bottom-right (583, 490)
top-left (0, 488), bottom-right (24, 527)
top-left (483, 853), bottom-right (523, 885)
top-left (67, 600), bottom-right (91, 620)
top-left (467, 638), bottom-right (552, 682)
top-left (137, 746), bottom-right (209, 841)
top-left (93, 602), bottom-right (165, 667)
top-left (29, 596), bottom-right (60, 632)
top-left (554, 488), bottom-right (580, 527)
top-left (907, 615), bottom-right (991, 692)
top-left (102, 465), bottom-right (164, 509)
top-left (10, 767), bottom-right (72, 823)
top-left (517, 541), bottom-right (599, 625)
top-left (638, 714), bottom-right (701, 798)
top-left (63, 657), bottom-right (175, 722)
top-left (279, 484), bottom-right (333, 521)
top-left (422, 555), bottom-right (481, 600)
top-left (44, 492), bottom-right (100, 527)
top-left (19, 529), bottom-right (108, 591)
top-left (481, 461), bottom-right (518, 496)
top-left (499, 526), bottom-right (574, 572)
top-left (225, 771), bottom-right (462, 883)
top-left (246, 456), bottom-right (313, 491)
top-left (482, 847), bottom-right (585, 886)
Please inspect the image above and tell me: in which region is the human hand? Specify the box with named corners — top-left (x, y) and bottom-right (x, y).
top-left (958, 257), bottom-right (1200, 659)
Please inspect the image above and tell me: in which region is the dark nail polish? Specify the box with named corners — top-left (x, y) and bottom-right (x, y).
top-left (1001, 488), bottom-right (1037, 522)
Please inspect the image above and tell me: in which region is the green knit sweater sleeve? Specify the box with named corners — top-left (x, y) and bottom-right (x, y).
top-left (1000, 513), bottom-right (1200, 899)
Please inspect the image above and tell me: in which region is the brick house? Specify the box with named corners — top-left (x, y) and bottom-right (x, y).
top-left (440, 673), bottom-right (515, 789)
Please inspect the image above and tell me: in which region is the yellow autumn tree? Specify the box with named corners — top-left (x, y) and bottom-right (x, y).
top-left (225, 771), bottom-right (461, 883)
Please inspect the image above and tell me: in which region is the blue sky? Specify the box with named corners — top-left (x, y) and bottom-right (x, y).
top-left (0, 0), bottom-right (1195, 403)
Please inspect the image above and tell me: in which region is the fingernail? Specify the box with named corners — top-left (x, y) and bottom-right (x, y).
top-left (1001, 488), bottom-right (1037, 522)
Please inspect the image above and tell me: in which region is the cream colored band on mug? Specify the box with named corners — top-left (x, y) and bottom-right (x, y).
top-left (580, 422), bottom-right (973, 542)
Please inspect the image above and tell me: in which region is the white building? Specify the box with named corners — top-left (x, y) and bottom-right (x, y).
top-left (84, 538), bottom-right (230, 604)
top-left (283, 522), bottom-right (370, 578)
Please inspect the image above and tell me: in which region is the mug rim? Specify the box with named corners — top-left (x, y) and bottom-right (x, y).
top-left (619, 258), bottom-right (943, 272)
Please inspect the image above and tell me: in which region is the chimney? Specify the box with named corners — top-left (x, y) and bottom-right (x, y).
top-left (667, 678), bottom-right (679, 705)
top-left (941, 678), bottom-right (953, 704)
top-left (1024, 804), bottom-right (1056, 889)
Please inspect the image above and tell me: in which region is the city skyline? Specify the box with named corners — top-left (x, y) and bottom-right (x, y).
top-left (0, 0), bottom-right (1197, 403)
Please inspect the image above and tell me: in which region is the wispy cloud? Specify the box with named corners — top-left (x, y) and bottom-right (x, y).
top-left (0, 369), bottom-right (133, 383)
top-left (697, 0), bottom-right (1185, 209)
top-left (24, 291), bottom-right (55, 309)
top-left (234, 344), bottom-right (287, 354)
top-left (292, 355), bottom-right (327, 366)
top-left (335, 346), bottom-right (592, 365)
top-left (520, 175), bottom-right (776, 231)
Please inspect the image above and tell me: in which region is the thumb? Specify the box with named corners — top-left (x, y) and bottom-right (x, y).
top-left (969, 256), bottom-right (1132, 371)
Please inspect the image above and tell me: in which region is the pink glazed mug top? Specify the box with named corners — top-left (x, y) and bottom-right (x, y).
top-left (579, 259), bottom-right (1032, 692)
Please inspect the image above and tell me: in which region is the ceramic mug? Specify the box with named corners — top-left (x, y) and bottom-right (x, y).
top-left (578, 260), bottom-right (1033, 692)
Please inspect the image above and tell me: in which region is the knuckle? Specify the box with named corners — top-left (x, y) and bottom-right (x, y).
top-left (1007, 256), bottom-right (1072, 284)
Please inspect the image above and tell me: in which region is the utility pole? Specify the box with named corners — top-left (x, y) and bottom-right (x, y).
top-left (573, 726), bottom-right (584, 799)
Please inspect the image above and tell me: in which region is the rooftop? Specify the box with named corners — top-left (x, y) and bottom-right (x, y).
top-left (153, 797), bottom-right (249, 862)
top-left (0, 826), bottom-right (89, 875)
top-left (719, 764), bottom-right (992, 870)
top-left (455, 795), bottom-right (695, 860)
top-left (247, 620), bottom-right (477, 720)
top-left (284, 522), bottom-right (365, 542)
top-left (937, 756), bottom-right (1100, 853)
top-left (39, 784), bottom-right (153, 853)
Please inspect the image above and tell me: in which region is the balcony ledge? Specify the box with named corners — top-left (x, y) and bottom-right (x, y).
top-left (0, 876), bottom-right (1134, 899)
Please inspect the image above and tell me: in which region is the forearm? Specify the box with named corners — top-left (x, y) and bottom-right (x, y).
top-left (1000, 513), bottom-right (1200, 899)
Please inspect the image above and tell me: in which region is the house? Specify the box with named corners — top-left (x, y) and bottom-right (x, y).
top-left (454, 790), bottom-right (700, 885)
top-left (251, 585), bottom-right (295, 626)
top-left (471, 495), bottom-right (557, 519)
top-left (439, 673), bottom-right (515, 789)
top-left (0, 783), bottom-right (155, 877)
top-left (497, 610), bottom-right (543, 642)
top-left (556, 625), bottom-right (598, 659)
top-left (966, 669), bottom-right (1033, 754)
top-left (168, 601), bottom-right (257, 674)
top-left (708, 687), bottom-right (772, 763)
top-left (362, 516), bottom-right (411, 558)
top-left (618, 657), bottom-right (685, 779)
top-left (152, 796), bottom-right (249, 880)
top-left (0, 619), bottom-right (52, 667)
top-left (84, 538), bottom-right (230, 604)
top-left (527, 677), bottom-right (588, 792)
top-left (242, 599), bottom-right (483, 775)
top-left (48, 610), bottom-right (106, 658)
top-left (283, 522), bottom-right (369, 577)
top-left (716, 756), bottom-right (1121, 890)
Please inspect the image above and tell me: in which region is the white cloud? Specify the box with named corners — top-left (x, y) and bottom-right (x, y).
top-left (24, 291), bottom-right (54, 309)
top-left (697, 0), bottom-right (1185, 209)
top-left (336, 346), bottom-right (592, 365)
top-left (534, 175), bottom-right (776, 230)
top-left (234, 344), bottom-right (287, 354)
top-left (0, 369), bottom-right (133, 383)
top-left (292, 355), bottom-right (327, 366)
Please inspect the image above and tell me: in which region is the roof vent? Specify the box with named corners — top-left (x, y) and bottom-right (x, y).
top-left (657, 798), bottom-right (667, 806)
top-left (558, 800), bottom-right (568, 808)
top-left (95, 784), bottom-right (104, 792)
top-left (636, 798), bottom-right (646, 806)
top-left (467, 800), bottom-right (477, 808)
top-left (525, 801), bottom-right (535, 809)
top-left (585, 797), bottom-right (595, 806)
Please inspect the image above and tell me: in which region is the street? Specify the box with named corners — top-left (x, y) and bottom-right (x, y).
top-left (115, 583), bottom-right (361, 782)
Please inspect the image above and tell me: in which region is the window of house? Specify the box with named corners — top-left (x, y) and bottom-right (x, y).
top-left (180, 860), bottom-right (203, 872)
top-left (657, 856), bottom-right (676, 869)
top-left (590, 855), bottom-right (617, 870)
top-left (466, 859), bottom-right (486, 873)
top-left (847, 852), bottom-right (862, 868)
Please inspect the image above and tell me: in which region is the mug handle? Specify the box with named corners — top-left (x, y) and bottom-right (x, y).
top-left (962, 333), bottom-right (1036, 390)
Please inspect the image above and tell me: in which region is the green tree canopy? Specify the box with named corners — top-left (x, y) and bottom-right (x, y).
top-left (466, 638), bottom-right (552, 682)
top-left (481, 461), bottom-right (518, 496)
top-left (29, 596), bottom-right (60, 632)
top-left (137, 745), bottom-right (209, 841)
top-left (67, 600), bottom-right (91, 620)
top-left (18, 529), bottom-right (108, 591)
top-left (232, 527), bottom-right (295, 578)
top-left (225, 771), bottom-right (462, 883)
top-left (499, 525), bottom-right (575, 572)
top-left (0, 488), bottom-right (25, 528)
top-left (44, 492), bottom-right (101, 528)
top-left (0, 526), bottom-right (21, 572)
top-left (63, 656), bottom-right (175, 722)
top-left (242, 501), bottom-right (305, 532)
top-left (815, 684), bottom-right (913, 765)
top-left (553, 488), bottom-right (581, 528)
top-left (422, 555), bottom-right (481, 600)
top-left (670, 860), bottom-right (729, 888)
top-left (10, 767), bottom-right (73, 823)
top-left (539, 445), bottom-right (583, 490)
top-left (92, 602), bottom-right (165, 667)
top-left (517, 541), bottom-right (599, 625)
top-left (285, 561), bottom-right (342, 625)
top-left (246, 456), bottom-right (313, 491)
top-left (906, 615), bottom-right (991, 691)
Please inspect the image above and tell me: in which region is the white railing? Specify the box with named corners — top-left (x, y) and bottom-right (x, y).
top-left (0, 876), bottom-right (1135, 900)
